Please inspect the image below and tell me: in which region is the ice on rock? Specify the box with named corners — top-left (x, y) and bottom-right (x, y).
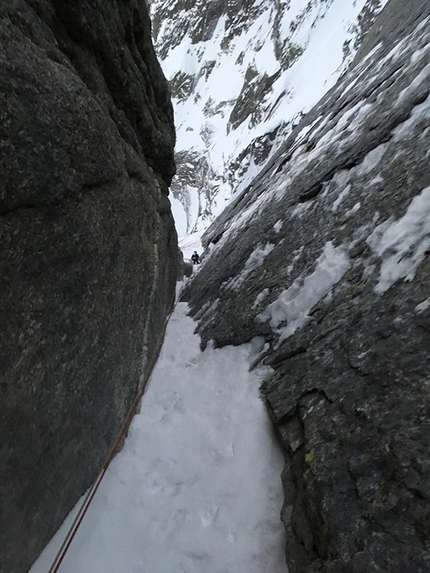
top-left (225, 243), bottom-right (275, 290)
top-left (258, 242), bottom-right (350, 343)
top-left (415, 297), bottom-right (430, 313)
top-left (367, 186), bottom-right (430, 294)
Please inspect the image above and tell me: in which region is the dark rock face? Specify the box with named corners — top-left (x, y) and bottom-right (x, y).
top-left (0, 2), bottom-right (177, 572)
top-left (182, 0), bottom-right (430, 571)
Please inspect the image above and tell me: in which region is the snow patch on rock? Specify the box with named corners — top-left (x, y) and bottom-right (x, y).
top-left (367, 187), bottom-right (430, 294)
top-left (257, 242), bottom-right (350, 342)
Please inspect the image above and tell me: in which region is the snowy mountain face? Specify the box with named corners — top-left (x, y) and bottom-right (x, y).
top-left (181, 0), bottom-right (430, 570)
top-left (148, 0), bottom-right (387, 235)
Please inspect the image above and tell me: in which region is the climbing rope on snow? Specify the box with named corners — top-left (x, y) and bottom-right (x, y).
top-left (48, 307), bottom-right (174, 573)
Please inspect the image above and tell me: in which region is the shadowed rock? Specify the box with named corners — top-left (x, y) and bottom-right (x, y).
top-left (0, 1), bottom-right (177, 572)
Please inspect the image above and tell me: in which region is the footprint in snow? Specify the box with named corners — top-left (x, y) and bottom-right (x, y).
top-left (148, 475), bottom-right (164, 494)
top-left (147, 474), bottom-right (180, 496)
top-left (199, 504), bottom-right (218, 527)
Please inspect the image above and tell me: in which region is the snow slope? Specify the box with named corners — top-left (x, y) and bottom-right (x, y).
top-left (30, 304), bottom-right (286, 573)
top-left (149, 0), bottom-right (388, 235)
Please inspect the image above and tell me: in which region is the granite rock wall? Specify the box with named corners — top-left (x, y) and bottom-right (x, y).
top-left (0, 1), bottom-right (177, 571)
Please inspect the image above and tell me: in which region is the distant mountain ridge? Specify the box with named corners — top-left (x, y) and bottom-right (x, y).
top-left (149, 0), bottom-right (387, 235)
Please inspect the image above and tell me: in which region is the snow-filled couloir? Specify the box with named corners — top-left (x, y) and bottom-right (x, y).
top-left (148, 0), bottom-right (388, 235)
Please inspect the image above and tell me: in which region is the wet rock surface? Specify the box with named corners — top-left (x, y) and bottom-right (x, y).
top-left (182, 0), bottom-right (430, 571)
top-left (0, 1), bottom-right (177, 572)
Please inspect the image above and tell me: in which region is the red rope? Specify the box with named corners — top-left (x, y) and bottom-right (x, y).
top-left (48, 309), bottom-right (172, 573)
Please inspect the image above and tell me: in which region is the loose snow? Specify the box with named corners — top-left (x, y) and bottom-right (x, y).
top-left (331, 185), bottom-right (352, 213)
top-left (30, 304), bottom-right (286, 573)
top-left (253, 288), bottom-right (270, 309)
top-left (392, 93), bottom-right (430, 142)
top-left (345, 202), bottom-right (361, 218)
top-left (273, 220), bottom-right (283, 233)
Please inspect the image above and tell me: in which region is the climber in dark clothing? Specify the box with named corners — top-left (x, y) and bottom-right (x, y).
top-left (191, 251), bottom-right (200, 264)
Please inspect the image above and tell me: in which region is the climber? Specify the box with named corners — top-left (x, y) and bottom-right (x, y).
top-left (191, 251), bottom-right (200, 264)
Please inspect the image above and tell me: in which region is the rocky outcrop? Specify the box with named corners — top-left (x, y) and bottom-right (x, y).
top-left (0, 2), bottom-right (177, 572)
top-left (182, 0), bottom-right (430, 571)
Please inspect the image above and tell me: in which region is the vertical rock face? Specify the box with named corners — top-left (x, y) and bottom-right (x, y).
top-left (182, 0), bottom-right (430, 571)
top-left (0, 2), bottom-right (177, 572)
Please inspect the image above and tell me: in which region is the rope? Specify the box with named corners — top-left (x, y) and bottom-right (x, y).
top-left (48, 308), bottom-right (173, 573)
